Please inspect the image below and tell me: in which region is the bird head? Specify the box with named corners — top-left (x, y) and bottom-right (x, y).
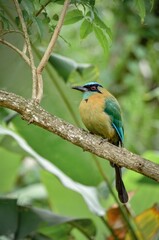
top-left (72, 82), bottom-right (103, 100)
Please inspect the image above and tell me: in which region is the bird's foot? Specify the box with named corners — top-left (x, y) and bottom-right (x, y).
top-left (99, 137), bottom-right (108, 145)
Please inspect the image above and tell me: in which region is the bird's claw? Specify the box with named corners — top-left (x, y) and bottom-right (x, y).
top-left (99, 137), bottom-right (108, 145)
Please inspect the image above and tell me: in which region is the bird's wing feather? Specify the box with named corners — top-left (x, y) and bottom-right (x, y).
top-left (104, 97), bottom-right (124, 143)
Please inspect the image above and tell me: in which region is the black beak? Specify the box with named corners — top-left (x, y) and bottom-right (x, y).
top-left (72, 86), bottom-right (87, 92)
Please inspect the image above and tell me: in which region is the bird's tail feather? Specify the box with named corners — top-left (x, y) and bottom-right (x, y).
top-left (114, 164), bottom-right (128, 203)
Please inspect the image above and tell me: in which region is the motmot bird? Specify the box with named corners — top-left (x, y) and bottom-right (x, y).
top-left (72, 82), bottom-right (128, 203)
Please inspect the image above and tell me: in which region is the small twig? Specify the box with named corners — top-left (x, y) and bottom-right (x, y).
top-left (0, 38), bottom-right (30, 66)
top-left (101, 217), bottom-right (118, 240)
top-left (70, 221), bottom-right (96, 240)
top-left (2, 1), bottom-right (70, 103)
top-left (13, 0), bottom-right (38, 102)
top-left (35, 0), bottom-right (51, 17)
top-left (37, 0), bottom-right (70, 75)
top-left (93, 155), bottom-right (142, 239)
top-left (26, 0), bottom-right (51, 28)
top-left (0, 29), bottom-right (24, 37)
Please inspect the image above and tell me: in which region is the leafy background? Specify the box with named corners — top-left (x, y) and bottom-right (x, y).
top-left (0, 0), bottom-right (159, 239)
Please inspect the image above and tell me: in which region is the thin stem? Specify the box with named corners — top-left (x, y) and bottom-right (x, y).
top-left (13, 0), bottom-right (37, 101)
top-left (0, 29), bottom-right (23, 37)
top-left (37, 0), bottom-right (70, 75)
top-left (26, 0), bottom-right (51, 28)
top-left (35, 0), bottom-right (51, 17)
top-left (93, 155), bottom-right (120, 203)
top-left (93, 155), bottom-right (143, 240)
top-left (0, 38), bottom-right (30, 66)
top-left (70, 222), bottom-right (94, 240)
top-left (100, 216), bottom-right (118, 240)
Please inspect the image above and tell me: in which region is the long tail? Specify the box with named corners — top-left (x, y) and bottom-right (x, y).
top-left (114, 164), bottom-right (128, 203)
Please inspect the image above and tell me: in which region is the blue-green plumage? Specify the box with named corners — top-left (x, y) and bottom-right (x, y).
top-left (72, 82), bottom-right (128, 203)
top-left (104, 97), bottom-right (124, 144)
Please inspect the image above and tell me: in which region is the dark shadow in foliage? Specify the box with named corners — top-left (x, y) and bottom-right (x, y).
top-left (0, 198), bottom-right (96, 240)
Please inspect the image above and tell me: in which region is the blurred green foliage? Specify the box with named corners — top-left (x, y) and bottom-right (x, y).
top-left (0, 0), bottom-right (159, 239)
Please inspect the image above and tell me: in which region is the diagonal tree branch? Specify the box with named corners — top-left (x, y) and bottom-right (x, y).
top-left (13, 0), bottom-right (37, 101)
top-left (0, 38), bottom-right (30, 66)
top-left (0, 90), bottom-right (159, 182)
top-left (37, 0), bottom-right (70, 75)
top-left (1, 1), bottom-right (70, 104)
top-left (35, 0), bottom-right (70, 104)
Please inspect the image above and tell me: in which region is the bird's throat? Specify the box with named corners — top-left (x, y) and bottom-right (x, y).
top-left (82, 91), bottom-right (94, 101)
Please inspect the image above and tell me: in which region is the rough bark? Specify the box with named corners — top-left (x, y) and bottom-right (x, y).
top-left (0, 90), bottom-right (159, 182)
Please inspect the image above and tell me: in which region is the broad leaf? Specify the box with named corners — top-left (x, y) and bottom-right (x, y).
top-left (48, 52), bottom-right (94, 82)
top-left (0, 198), bottom-right (96, 239)
top-left (0, 147), bottom-right (21, 192)
top-left (94, 11), bottom-right (112, 40)
top-left (93, 25), bottom-right (109, 55)
top-left (21, 0), bottom-right (35, 16)
top-left (106, 204), bottom-right (159, 240)
top-left (80, 18), bottom-right (93, 39)
top-left (0, 126), bottom-right (105, 216)
top-left (0, 199), bottom-right (18, 236)
top-left (64, 9), bottom-right (83, 25)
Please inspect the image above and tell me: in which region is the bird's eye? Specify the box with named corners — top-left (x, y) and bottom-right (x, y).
top-left (90, 86), bottom-right (97, 91)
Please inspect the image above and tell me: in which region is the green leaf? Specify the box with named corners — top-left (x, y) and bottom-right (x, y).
top-left (0, 9), bottom-right (12, 30)
top-left (49, 53), bottom-right (77, 80)
top-left (80, 18), bottom-right (93, 39)
top-left (15, 16), bottom-right (20, 27)
top-left (22, 9), bottom-right (30, 24)
top-left (0, 199), bottom-right (18, 236)
top-left (0, 198), bottom-right (96, 239)
top-left (70, 65), bottom-right (99, 84)
top-left (0, 147), bottom-right (21, 192)
top-left (135, 0), bottom-right (146, 23)
top-left (52, 13), bottom-right (59, 21)
top-left (64, 9), bottom-right (83, 25)
top-left (0, 126), bottom-right (105, 216)
top-left (47, 52), bottom-right (93, 82)
top-left (94, 11), bottom-right (112, 39)
top-left (21, 0), bottom-right (35, 16)
top-left (12, 184), bottom-right (47, 204)
top-left (33, 17), bottom-right (43, 39)
top-left (93, 25), bottom-right (109, 55)
top-left (69, 0), bottom-right (95, 6)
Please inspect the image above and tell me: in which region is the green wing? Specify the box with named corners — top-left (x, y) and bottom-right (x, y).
top-left (104, 97), bottom-right (124, 143)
